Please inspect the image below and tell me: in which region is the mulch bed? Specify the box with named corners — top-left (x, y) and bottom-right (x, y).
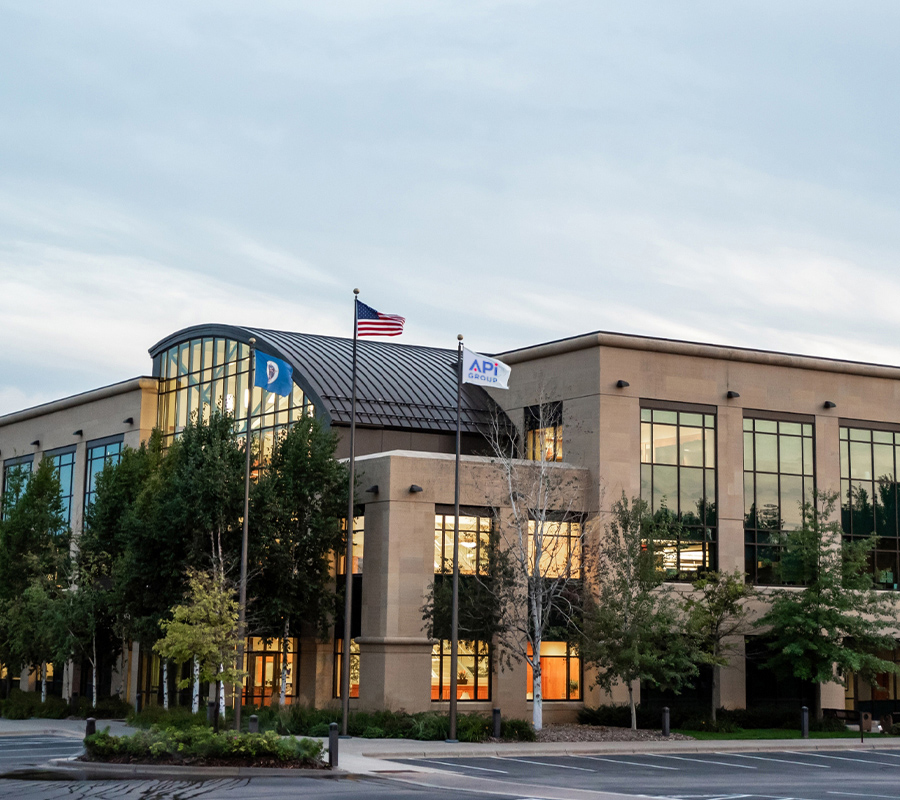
top-left (533, 723), bottom-right (693, 743)
top-left (79, 754), bottom-right (329, 769)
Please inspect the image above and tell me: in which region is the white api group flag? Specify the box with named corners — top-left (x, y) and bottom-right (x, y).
top-left (462, 347), bottom-right (511, 390)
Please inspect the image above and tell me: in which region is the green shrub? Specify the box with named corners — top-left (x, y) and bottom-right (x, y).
top-left (84, 725), bottom-right (324, 766)
top-left (127, 705), bottom-right (208, 730)
top-left (91, 696), bottom-right (133, 719)
top-left (34, 695), bottom-right (69, 719)
top-left (2, 689), bottom-right (40, 719)
top-left (457, 714), bottom-right (491, 743)
top-left (811, 715), bottom-right (848, 733)
top-left (308, 722), bottom-right (331, 737)
top-left (500, 718), bottom-right (537, 741)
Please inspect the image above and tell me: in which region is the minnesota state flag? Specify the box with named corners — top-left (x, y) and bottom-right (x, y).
top-left (255, 351), bottom-right (294, 397)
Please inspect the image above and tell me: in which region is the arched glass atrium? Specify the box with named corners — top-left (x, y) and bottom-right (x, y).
top-left (153, 335), bottom-right (313, 459)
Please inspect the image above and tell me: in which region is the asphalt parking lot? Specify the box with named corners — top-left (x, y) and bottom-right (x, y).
top-left (395, 748), bottom-right (900, 799)
top-left (0, 734), bottom-right (83, 772)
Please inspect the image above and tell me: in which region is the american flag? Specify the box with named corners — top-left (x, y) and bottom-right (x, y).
top-left (356, 300), bottom-right (405, 337)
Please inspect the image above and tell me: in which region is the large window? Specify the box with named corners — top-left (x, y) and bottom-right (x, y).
top-left (84, 437), bottom-right (123, 510)
top-left (525, 402), bottom-right (563, 462)
top-left (242, 636), bottom-right (300, 707)
top-left (640, 407), bottom-right (717, 578)
top-left (46, 447), bottom-right (76, 526)
top-left (526, 642), bottom-right (581, 701)
top-left (1, 455), bottom-right (33, 518)
top-left (431, 640), bottom-right (490, 701)
top-left (840, 425), bottom-right (900, 589)
top-left (333, 638), bottom-right (359, 698)
top-left (743, 416), bottom-right (815, 583)
top-left (528, 517), bottom-right (582, 578)
top-left (337, 515), bottom-right (365, 575)
top-left (434, 509), bottom-right (493, 575)
top-left (155, 337), bottom-right (313, 460)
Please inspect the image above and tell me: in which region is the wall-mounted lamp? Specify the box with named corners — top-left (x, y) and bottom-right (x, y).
top-left (72, 429), bottom-right (83, 437)
top-left (365, 485), bottom-right (379, 494)
top-left (726, 391), bottom-right (740, 399)
top-left (616, 380), bottom-right (630, 388)
top-left (123, 417), bottom-right (134, 425)
top-left (409, 484), bottom-right (423, 493)
top-left (30, 440), bottom-right (40, 447)
top-left (823, 401), bottom-right (837, 409)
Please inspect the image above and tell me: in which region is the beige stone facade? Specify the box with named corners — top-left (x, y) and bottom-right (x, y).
top-left (4, 326), bottom-right (900, 719)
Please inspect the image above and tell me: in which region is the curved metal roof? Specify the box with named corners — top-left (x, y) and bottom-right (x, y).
top-left (149, 324), bottom-right (499, 434)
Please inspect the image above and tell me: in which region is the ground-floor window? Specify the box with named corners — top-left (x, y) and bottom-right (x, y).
top-left (845, 647), bottom-right (900, 716)
top-left (333, 638), bottom-right (359, 698)
top-left (526, 641), bottom-right (581, 701)
top-left (431, 640), bottom-right (490, 701)
top-left (243, 636), bottom-right (299, 707)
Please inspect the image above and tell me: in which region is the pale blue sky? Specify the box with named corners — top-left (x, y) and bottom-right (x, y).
top-left (2, 1), bottom-right (899, 413)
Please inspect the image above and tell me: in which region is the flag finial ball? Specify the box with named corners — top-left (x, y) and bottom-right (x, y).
top-left (248, 337), bottom-right (256, 346)
top-left (353, 288), bottom-right (359, 295)
top-left (457, 334), bottom-right (464, 341)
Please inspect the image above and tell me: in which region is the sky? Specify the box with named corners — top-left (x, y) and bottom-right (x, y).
top-left (2, 1), bottom-right (900, 415)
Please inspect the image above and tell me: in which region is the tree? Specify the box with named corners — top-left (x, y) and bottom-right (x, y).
top-left (682, 570), bottom-right (755, 723)
top-left (0, 458), bottom-right (70, 698)
top-left (154, 568), bottom-right (244, 732)
top-left (581, 496), bottom-right (699, 730)
top-left (755, 489), bottom-right (899, 717)
top-left (249, 413), bottom-right (349, 705)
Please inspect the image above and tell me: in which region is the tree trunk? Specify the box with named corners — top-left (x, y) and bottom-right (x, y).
top-left (162, 659), bottom-right (169, 710)
top-left (815, 683), bottom-right (823, 720)
top-left (41, 663), bottom-right (47, 703)
top-left (192, 658), bottom-right (200, 713)
top-left (711, 665), bottom-right (719, 725)
top-left (214, 680), bottom-right (221, 733)
top-left (628, 684), bottom-right (637, 731)
top-left (532, 637), bottom-right (543, 732)
top-left (92, 634), bottom-right (98, 709)
top-left (219, 665), bottom-right (226, 719)
top-left (280, 618), bottom-right (289, 706)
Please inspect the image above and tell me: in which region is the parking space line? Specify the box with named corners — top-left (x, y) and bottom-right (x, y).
top-left (427, 760), bottom-right (509, 774)
top-left (786, 751), bottom-right (900, 766)
top-left (494, 756), bottom-right (596, 771)
top-left (827, 793), bottom-right (900, 799)
top-left (654, 754), bottom-right (757, 769)
top-left (572, 755), bottom-right (679, 770)
top-left (715, 752), bottom-right (830, 768)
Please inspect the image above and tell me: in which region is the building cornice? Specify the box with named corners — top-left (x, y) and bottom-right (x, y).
top-left (499, 331), bottom-right (900, 380)
top-left (0, 377), bottom-right (157, 428)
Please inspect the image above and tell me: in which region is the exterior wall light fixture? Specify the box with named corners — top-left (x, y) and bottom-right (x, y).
top-left (73, 429), bottom-right (83, 437)
top-left (409, 484), bottom-right (424, 493)
top-left (823, 401), bottom-right (837, 409)
top-left (123, 417), bottom-right (134, 425)
top-left (30, 440), bottom-right (40, 447)
top-left (616, 380), bottom-right (630, 388)
top-left (727, 391), bottom-right (740, 399)
top-left (365, 485), bottom-right (379, 494)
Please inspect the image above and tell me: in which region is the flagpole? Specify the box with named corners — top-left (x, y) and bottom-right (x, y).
top-left (447, 334), bottom-right (463, 742)
top-left (341, 290), bottom-right (360, 736)
top-left (235, 336), bottom-right (256, 732)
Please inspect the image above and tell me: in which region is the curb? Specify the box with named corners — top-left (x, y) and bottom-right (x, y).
top-left (0, 758), bottom-right (349, 782)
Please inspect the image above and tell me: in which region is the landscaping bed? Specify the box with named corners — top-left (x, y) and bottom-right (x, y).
top-left (83, 726), bottom-right (326, 769)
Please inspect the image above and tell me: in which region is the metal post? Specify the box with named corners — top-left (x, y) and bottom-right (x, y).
top-left (235, 337), bottom-right (256, 731)
top-left (662, 707), bottom-right (670, 737)
top-left (801, 706), bottom-right (809, 739)
top-left (447, 336), bottom-right (463, 743)
top-left (249, 714), bottom-right (259, 734)
top-left (493, 708), bottom-right (501, 739)
top-left (860, 709), bottom-right (865, 743)
top-left (341, 291), bottom-right (360, 735)
top-left (85, 717), bottom-right (96, 737)
top-left (135, 691), bottom-right (142, 713)
top-left (329, 722), bottom-right (339, 769)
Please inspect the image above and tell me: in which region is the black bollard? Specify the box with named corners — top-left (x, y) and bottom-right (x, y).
top-left (329, 722), bottom-right (339, 769)
top-left (249, 714), bottom-right (259, 733)
top-left (135, 691), bottom-right (142, 712)
top-left (801, 706), bottom-right (809, 739)
top-left (860, 709), bottom-right (865, 743)
top-left (493, 708), bottom-right (502, 739)
top-left (207, 700), bottom-right (216, 725)
top-left (662, 707), bottom-right (670, 737)
top-left (85, 717), bottom-right (96, 737)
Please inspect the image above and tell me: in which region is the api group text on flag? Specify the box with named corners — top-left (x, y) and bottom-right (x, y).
top-left (461, 347), bottom-right (511, 390)
top-left (356, 300), bottom-right (405, 337)
top-left (255, 351), bottom-right (294, 397)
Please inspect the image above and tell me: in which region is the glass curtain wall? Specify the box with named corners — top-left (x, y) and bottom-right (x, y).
top-left (640, 407), bottom-right (717, 578)
top-left (155, 336), bottom-right (312, 459)
top-left (46, 448), bottom-right (76, 526)
top-left (526, 642), bottom-right (581, 701)
top-left (840, 425), bottom-right (900, 589)
top-left (1, 455), bottom-right (33, 518)
top-left (743, 417), bottom-right (815, 583)
top-left (84, 438), bottom-right (123, 510)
